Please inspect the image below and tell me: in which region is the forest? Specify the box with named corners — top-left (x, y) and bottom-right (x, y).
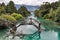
top-left (0, 0), bottom-right (60, 29)
top-left (0, 1), bottom-right (30, 29)
top-left (35, 1), bottom-right (60, 23)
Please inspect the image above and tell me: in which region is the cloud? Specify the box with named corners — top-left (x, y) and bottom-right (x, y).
top-left (0, 0), bottom-right (10, 5)
top-left (0, 0), bottom-right (58, 6)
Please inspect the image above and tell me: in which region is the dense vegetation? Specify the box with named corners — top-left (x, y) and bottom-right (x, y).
top-left (0, 1), bottom-right (30, 29)
top-left (35, 1), bottom-right (60, 23)
top-left (0, 1), bottom-right (30, 16)
top-left (18, 6), bottom-right (30, 17)
top-left (1, 0), bottom-right (60, 29)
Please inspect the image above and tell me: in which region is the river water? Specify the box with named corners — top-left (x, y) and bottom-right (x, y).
top-left (0, 12), bottom-right (60, 40)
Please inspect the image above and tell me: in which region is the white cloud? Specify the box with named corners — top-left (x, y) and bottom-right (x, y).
top-left (0, 0), bottom-right (58, 6)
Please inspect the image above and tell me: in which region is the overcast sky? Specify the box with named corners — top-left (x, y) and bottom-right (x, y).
top-left (0, 0), bottom-right (58, 6)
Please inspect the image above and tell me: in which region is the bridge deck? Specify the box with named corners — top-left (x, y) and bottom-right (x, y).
top-left (16, 18), bottom-right (41, 30)
top-left (7, 18), bottom-right (41, 39)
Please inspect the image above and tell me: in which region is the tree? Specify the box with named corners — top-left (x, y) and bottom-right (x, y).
top-left (6, 1), bottom-right (17, 14)
top-left (0, 3), bottom-right (6, 14)
top-left (55, 7), bottom-right (60, 22)
top-left (55, 1), bottom-right (60, 7)
top-left (18, 6), bottom-right (30, 17)
top-left (35, 1), bottom-right (60, 23)
top-left (34, 9), bottom-right (42, 17)
top-left (0, 14), bottom-right (16, 22)
top-left (34, 2), bottom-right (51, 18)
top-left (0, 6), bottom-right (6, 14)
top-left (44, 8), bottom-right (55, 20)
top-left (1, 3), bottom-right (6, 7)
top-left (11, 13), bottom-right (23, 20)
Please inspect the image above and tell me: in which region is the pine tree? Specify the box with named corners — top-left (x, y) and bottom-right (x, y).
top-left (18, 6), bottom-right (30, 17)
top-left (0, 3), bottom-right (6, 14)
top-left (6, 1), bottom-right (17, 14)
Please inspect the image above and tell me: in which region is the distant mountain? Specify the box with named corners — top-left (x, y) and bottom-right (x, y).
top-left (15, 4), bottom-right (40, 11)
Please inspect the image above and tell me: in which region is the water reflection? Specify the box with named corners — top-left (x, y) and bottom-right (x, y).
top-left (57, 30), bottom-right (60, 40)
top-left (58, 32), bottom-right (60, 40)
top-left (0, 30), bottom-right (41, 40)
top-left (54, 29), bottom-right (60, 40)
top-left (0, 29), bottom-right (7, 40)
top-left (1, 29), bottom-right (60, 40)
top-left (23, 31), bottom-right (41, 40)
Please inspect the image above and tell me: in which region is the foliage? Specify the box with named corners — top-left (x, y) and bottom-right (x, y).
top-left (0, 1), bottom-right (31, 29)
top-left (34, 9), bottom-right (43, 17)
top-left (0, 13), bottom-right (23, 29)
top-left (35, 1), bottom-right (60, 23)
top-left (18, 6), bottom-right (30, 17)
top-left (35, 2), bottom-right (50, 17)
top-left (11, 13), bottom-right (23, 20)
top-left (0, 6), bottom-right (6, 14)
top-left (55, 7), bottom-right (60, 22)
top-left (0, 14), bottom-right (16, 22)
top-left (0, 1), bottom-right (30, 17)
top-left (6, 1), bottom-right (17, 14)
top-left (44, 8), bottom-right (55, 20)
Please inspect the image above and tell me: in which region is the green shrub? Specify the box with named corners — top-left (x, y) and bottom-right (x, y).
top-left (11, 13), bottom-right (23, 20)
top-left (0, 14), bottom-right (16, 22)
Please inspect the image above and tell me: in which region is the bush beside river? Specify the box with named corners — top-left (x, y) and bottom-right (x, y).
top-left (0, 1), bottom-right (30, 29)
top-left (34, 1), bottom-right (60, 24)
